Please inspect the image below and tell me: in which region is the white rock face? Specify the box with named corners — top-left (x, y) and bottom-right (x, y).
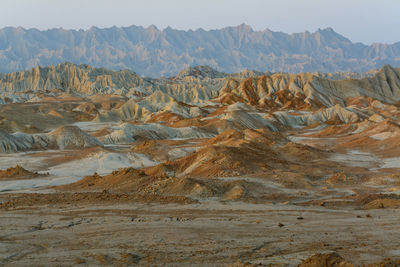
top-left (46, 126), bottom-right (103, 150)
top-left (0, 126), bottom-right (102, 153)
top-left (0, 63), bottom-right (143, 95)
top-left (221, 111), bottom-right (277, 132)
top-left (98, 123), bottom-right (213, 145)
top-left (48, 151), bottom-right (157, 177)
top-left (0, 131), bottom-right (32, 153)
top-left (274, 105), bottom-right (359, 127)
top-left (12, 133), bottom-right (49, 150)
top-left (225, 102), bottom-right (257, 112)
top-left (0, 122), bottom-right (213, 152)
top-left (95, 90), bottom-right (209, 122)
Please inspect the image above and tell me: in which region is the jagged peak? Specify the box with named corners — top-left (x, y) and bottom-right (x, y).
top-left (317, 27), bottom-right (335, 33)
top-left (88, 26), bottom-right (100, 32)
top-left (1, 24), bottom-right (399, 77)
top-left (313, 27), bottom-right (351, 42)
top-left (233, 69), bottom-right (265, 78)
top-left (236, 23), bottom-right (253, 32)
top-left (175, 65), bottom-right (226, 79)
top-left (219, 23), bottom-right (254, 34)
top-left (146, 24), bottom-right (160, 31)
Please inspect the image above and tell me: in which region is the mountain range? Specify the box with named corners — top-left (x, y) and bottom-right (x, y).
top-left (0, 24), bottom-right (399, 77)
top-left (2, 60), bottom-right (400, 265)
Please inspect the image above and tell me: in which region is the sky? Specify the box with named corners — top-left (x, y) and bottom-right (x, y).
top-left (0, 0), bottom-right (398, 44)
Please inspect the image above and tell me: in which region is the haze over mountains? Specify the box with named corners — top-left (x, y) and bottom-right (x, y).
top-left (1, 24), bottom-right (400, 77)
top-left (2, 21), bottom-right (400, 265)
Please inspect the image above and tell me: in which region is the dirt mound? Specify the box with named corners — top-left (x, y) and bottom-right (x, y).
top-left (298, 253), bottom-right (355, 267)
top-left (56, 166), bottom-right (267, 201)
top-left (57, 167), bottom-right (148, 193)
top-left (169, 145), bottom-right (278, 177)
top-left (145, 128), bottom-right (322, 178)
top-left (298, 252), bottom-right (400, 267)
top-left (326, 172), bottom-right (348, 185)
top-left (369, 258), bottom-right (400, 266)
top-left (0, 191), bottom-right (195, 210)
top-left (144, 144), bottom-right (273, 178)
top-left (364, 199), bottom-right (400, 209)
top-left (157, 177), bottom-right (260, 200)
top-left (132, 139), bottom-right (192, 162)
top-left (359, 194), bottom-right (400, 210)
top-left (0, 165), bottom-right (44, 180)
top-left (301, 193), bottom-right (400, 210)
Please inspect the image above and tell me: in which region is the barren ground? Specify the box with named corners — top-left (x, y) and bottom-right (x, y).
top-left (2, 201), bottom-right (400, 266)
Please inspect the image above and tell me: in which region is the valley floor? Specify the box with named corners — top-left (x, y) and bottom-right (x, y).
top-left (2, 201), bottom-right (400, 266)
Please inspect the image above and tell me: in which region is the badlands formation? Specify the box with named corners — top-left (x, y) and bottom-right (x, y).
top-left (1, 63), bottom-right (400, 266)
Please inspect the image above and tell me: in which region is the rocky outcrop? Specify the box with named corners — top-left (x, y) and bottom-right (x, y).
top-left (0, 131), bottom-right (32, 153)
top-left (298, 253), bottom-right (354, 267)
top-left (0, 125), bottom-right (102, 153)
top-left (98, 123), bottom-right (213, 145)
top-left (95, 90), bottom-right (208, 122)
top-left (273, 105), bottom-right (360, 127)
top-left (0, 63), bottom-right (143, 94)
top-left (0, 165), bottom-right (43, 180)
top-left (1, 63), bottom-right (400, 136)
top-left (175, 66), bottom-right (227, 80)
top-left (1, 63), bottom-right (399, 109)
top-left (46, 125), bottom-right (103, 149)
top-left (218, 65), bottom-right (400, 108)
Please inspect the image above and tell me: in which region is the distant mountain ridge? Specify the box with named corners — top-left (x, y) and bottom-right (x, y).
top-left (0, 24), bottom-right (399, 76)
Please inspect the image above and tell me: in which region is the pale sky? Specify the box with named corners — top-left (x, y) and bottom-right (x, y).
top-left (0, 0), bottom-right (399, 44)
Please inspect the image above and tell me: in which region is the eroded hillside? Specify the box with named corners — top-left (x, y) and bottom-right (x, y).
top-left (1, 63), bottom-right (400, 266)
